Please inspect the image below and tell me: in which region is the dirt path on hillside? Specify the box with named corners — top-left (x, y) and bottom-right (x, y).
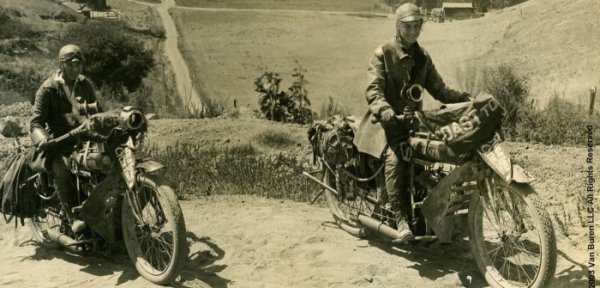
top-left (127, 0), bottom-right (203, 110)
top-left (164, 5), bottom-right (391, 16)
top-left (0, 195), bottom-right (588, 287)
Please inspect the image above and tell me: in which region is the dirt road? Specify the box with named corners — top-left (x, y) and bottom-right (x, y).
top-left (0, 195), bottom-right (588, 287)
top-left (127, 0), bottom-right (203, 110)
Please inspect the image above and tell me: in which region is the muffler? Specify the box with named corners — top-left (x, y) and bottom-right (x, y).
top-left (46, 229), bottom-right (83, 253)
top-left (358, 214), bottom-right (414, 243)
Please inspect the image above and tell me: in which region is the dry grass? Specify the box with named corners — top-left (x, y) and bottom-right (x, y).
top-left (143, 142), bottom-right (320, 202)
top-left (108, 0), bottom-right (165, 34)
top-left (173, 0), bottom-right (600, 115)
top-left (255, 130), bottom-right (298, 149)
top-left (173, 9), bottom-right (394, 115)
top-left (477, 0), bottom-right (600, 107)
top-left (171, 6), bottom-right (517, 114)
top-left (175, 0), bottom-right (391, 12)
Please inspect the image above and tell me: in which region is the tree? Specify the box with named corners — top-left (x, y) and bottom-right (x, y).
top-left (63, 21), bottom-right (155, 101)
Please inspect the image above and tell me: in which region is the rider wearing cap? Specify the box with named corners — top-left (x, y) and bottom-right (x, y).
top-left (354, 3), bottom-right (471, 241)
top-left (30, 44), bottom-right (100, 234)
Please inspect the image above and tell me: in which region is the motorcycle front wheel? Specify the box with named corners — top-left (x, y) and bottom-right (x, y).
top-left (121, 174), bottom-right (188, 285)
top-left (469, 176), bottom-right (557, 288)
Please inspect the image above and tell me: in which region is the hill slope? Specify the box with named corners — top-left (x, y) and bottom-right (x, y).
top-left (478, 0), bottom-right (600, 106)
top-left (174, 0), bottom-right (599, 113)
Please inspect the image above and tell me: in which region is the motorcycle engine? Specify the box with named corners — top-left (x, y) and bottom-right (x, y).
top-left (73, 142), bottom-right (113, 172)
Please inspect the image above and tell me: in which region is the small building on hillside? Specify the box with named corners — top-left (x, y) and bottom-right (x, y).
top-left (442, 2), bottom-right (478, 19)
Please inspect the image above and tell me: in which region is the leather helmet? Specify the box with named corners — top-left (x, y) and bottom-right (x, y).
top-left (396, 3), bottom-right (422, 22)
top-left (58, 44), bottom-right (84, 62)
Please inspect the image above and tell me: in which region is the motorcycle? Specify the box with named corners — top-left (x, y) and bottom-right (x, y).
top-left (5, 106), bottom-right (188, 285)
top-left (303, 89), bottom-right (557, 288)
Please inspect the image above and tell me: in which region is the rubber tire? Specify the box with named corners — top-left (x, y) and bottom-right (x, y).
top-left (322, 169), bottom-right (368, 238)
top-left (121, 174), bottom-right (188, 285)
top-left (469, 182), bottom-right (557, 288)
top-left (26, 170), bottom-right (60, 250)
top-left (29, 208), bottom-right (61, 250)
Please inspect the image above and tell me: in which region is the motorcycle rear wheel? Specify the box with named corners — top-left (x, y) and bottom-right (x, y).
top-left (323, 168), bottom-right (373, 238)
top-left (121, 174), bottom-right (188, 285)
top-left (25, 170), bottom-right (61, 249)
top-left (469, 177), bottom-right (557, 288)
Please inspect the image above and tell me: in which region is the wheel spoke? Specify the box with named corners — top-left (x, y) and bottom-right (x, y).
top-left (473, 176), bottom-right (551, 287)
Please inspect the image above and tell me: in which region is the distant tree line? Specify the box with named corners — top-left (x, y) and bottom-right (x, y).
top-left (73, 0), bottom-right (108, 11)
top-left (382, 0), bottom-right (527, 11)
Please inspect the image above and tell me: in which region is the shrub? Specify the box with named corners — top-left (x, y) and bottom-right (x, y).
top-left (480, 63), bottom-right (600, 145)
top-left (525, 94), bottom-right (600, 145)
top-left (483, 64), bottom-right (531, 138)
top-left (62, 21), bottom-right (155, 101)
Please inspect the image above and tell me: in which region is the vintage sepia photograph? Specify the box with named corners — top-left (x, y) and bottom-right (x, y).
top-left (0, 0), bottom-right (598, 287)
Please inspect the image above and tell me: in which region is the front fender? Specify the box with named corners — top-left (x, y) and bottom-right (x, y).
top-left (135, 160), bottom-right (165, 174)
top-left (511, 164), bottom-right (534, 183)
top-left (478, 145), bottom-right (534, 184)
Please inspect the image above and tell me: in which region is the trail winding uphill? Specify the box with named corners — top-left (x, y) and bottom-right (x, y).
top-left (127, 0), bottom-right (203, 109)
top-left (0, 195), bottom-right (588, 287)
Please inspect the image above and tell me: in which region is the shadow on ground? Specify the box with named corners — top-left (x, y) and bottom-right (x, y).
top-left (366, 234), bottom-right (588, 288)
top-left (175, 231), bottom-right (231, 288)
top-left (22, 231), bottom-right (232, 287)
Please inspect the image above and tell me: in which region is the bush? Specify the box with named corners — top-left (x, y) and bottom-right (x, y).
top-left (518, 95), bottom-right (600, 145)
top-left (480, 63), bottom-right (600, 145)
top-left (483, 64), bottom-right (530, 137)
top-left (62, 21), bottom-right (155, 101)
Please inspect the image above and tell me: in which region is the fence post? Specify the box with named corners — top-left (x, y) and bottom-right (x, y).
top-left (590, 86), bottom-right (597, 117)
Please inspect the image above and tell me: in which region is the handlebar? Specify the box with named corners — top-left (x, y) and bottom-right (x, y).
top-left (370, 112), bottom-right (417, 124)
top-left (40, 108), bottom-right (146, 150)
top-left (44, 121), bottom-right (93, 148)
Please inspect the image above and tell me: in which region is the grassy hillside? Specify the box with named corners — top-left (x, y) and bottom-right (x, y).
top-left (174, 0), bottom-right (599, 115)
top-left (175, 0), bottom-right (391, 13)
top-left (173, 8), bottom-right (511, 114)
top-left (0, 0), bottom-right (178, 114)
top-left (0, 0), bottom-right (83, 104)
top-left (477, 0), bottom-right (600, 107)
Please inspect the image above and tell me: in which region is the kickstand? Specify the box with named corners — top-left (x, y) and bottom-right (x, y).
top-left (310, 191), bottom-right (323, 205)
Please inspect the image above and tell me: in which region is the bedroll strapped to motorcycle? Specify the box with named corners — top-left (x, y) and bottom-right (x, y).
top-left (419, 94), bottom-right (506, 155)
top-left (0, 149), bottom-right (39, 226)
top-left (307, 115), bottom-right (359, 166)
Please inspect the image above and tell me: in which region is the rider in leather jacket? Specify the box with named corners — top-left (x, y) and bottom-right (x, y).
top-left (30, 44), bottom-right (100, 234)
top-left (354, 3), bottom-right (471, 240)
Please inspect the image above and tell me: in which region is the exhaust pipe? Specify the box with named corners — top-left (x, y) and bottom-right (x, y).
top-left (358, 214), bottom-right (414, 243)
top-left (46, 229), bottom-right (83, 253)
